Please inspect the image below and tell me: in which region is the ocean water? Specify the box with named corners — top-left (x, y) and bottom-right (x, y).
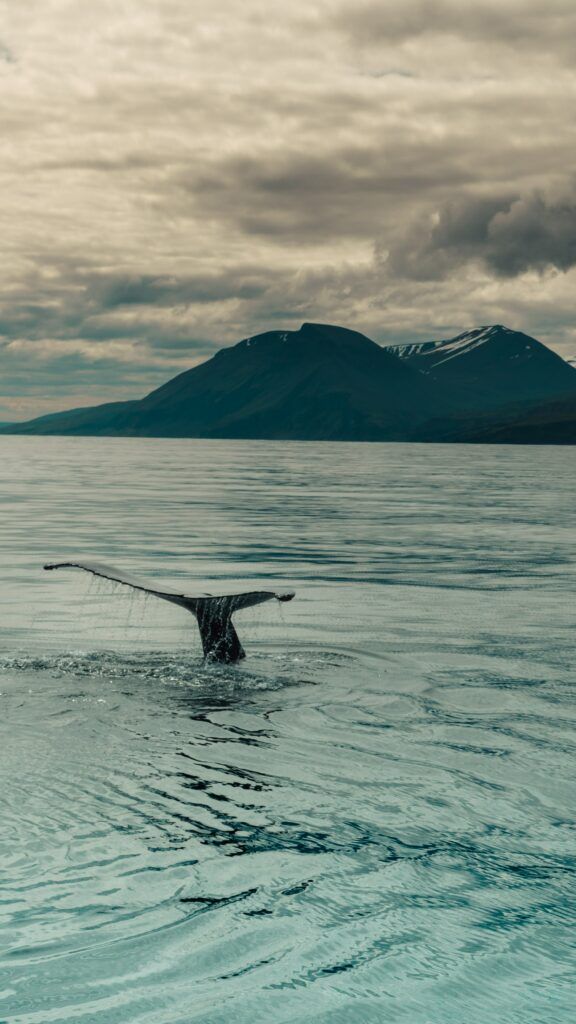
top-left (0, 436), bottom-right (575, 1024)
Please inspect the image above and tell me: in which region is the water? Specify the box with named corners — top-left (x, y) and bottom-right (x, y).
top-left (0, 437), bottom-right (575, 1024)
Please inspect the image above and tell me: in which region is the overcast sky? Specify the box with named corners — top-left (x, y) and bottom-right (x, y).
top-left (2, 0), bottom-right (576, 419)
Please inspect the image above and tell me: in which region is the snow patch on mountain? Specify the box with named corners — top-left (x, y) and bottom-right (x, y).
top-left (389, 325), bottom-right (529, 367)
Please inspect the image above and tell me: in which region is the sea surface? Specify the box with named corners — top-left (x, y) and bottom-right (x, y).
top-left (0, 436), bottom-right (575, 1024)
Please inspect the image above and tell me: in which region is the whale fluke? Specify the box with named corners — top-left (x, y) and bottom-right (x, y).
top-left (44, 561), bottom-right (295, 662)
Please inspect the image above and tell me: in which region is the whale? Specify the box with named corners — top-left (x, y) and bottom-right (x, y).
top-left (44, 561), bottom-right (295, 663)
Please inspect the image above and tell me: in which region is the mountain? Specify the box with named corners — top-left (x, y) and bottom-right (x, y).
top-left (386, 325), bottom-right (576, 408)
top-left (2, 323), bottom-right (452, 442)
top-left (452, 396), bottom-right (576, 445)
top-left (3, 321), bottom-right (575, 444)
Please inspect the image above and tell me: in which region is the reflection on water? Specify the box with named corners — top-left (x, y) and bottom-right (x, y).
top-left (0, 437), bottom-right (575, 1023)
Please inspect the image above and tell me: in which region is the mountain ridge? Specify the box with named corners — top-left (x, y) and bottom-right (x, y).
top-left (385, 325), bottom-right (576, 409)
top-left (2, 322), bottom-right (575, 444)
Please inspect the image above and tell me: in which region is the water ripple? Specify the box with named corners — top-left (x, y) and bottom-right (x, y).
top-left (0, 438), bottom-right (575, 1022)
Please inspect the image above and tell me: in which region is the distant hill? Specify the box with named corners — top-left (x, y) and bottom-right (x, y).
top-left (3, 402), bottom-right (140, 436)
top-left (2, 321), bottom-right (575, 444)
top-left (386, 325), bottom-right (576, 408)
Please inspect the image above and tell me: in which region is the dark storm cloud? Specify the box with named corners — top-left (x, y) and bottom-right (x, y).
top-left (0, 261), bottom-right (276, 347)
top-left (334, 0), bottom-right (576, 57)
top-left (95, 270), bottom-right (272, 308)
top-left (175, 145), bottom-right (476, 242)
top-left (387, 186), bottom-right (576, 280)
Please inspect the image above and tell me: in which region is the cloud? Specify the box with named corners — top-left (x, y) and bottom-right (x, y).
top-left (171, 142), bottom-right (477, 243)
top-left (386, 185), bottom-right (576, 279)
top-left (333, 0), bottom-right (576, 59)
top-left (94, 269), bottom-right (273, 307)
top-left (0, 0), bottom-right (575, 418)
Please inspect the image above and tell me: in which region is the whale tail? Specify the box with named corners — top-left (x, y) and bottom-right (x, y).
top-left (44, 560), bottom-right (294, 663)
